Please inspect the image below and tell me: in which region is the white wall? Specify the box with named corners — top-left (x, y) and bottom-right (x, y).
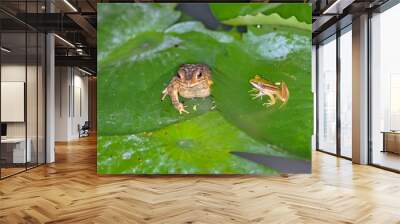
top-left (55, 67), bottom-right (69, 141)
top-left (72, 73), bottom-right (89, 138)
top-left (1, 82), bottom-right (25, 122)
top-left (55, 67), bottom-right (89, 141)
top-left (1, 65), bottom-right (26, 139)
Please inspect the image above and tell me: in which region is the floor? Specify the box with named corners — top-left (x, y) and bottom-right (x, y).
top-left (1, 164), bottom-right (42, 178)
top-left (372, 150), bottom-right (400, 171)
top-left (0, 136), bottom-right (400, 223)
top-left (0, 167), bottom-right (25, 178)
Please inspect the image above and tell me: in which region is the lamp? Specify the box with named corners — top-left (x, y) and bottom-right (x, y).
top-left (1, 47), bottom-right (11, 53)
top-left (63, 0), bottom-right (78, 12)
top-left (54, 34), bottom-right (75, 48)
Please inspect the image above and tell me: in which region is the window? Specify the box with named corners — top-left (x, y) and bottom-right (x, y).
top-left (339, 27), bottom-right (352, 158)
top-left (370, 3), bottom-right (400, 171)
top-left (0, 1), bottom-right (46, 179)
top-left (317, 36), bottom-right (337, 154)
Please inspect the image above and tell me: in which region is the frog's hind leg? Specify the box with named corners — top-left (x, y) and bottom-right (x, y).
top-left (263, 93), bottom-right (276, 107)
top-left (278, 81), bottom-right (289, 108)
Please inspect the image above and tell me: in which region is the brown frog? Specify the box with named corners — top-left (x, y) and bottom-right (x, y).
top-left (249, 75), bottom-right (289, 107)
top-left (162, 64), bottom-right (213, 114)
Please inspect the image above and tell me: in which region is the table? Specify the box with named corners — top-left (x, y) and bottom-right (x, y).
top-left (381, 131), bottom-right (400, 154)
top-left (1, 138), bottom-right (31, 163)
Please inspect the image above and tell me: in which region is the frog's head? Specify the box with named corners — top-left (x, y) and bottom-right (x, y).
top-left (178, 64), bottom-right (211, 88)
top-left (250, 75), bottom-right (273, 89)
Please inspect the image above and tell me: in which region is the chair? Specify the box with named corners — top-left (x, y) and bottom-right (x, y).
top-left (79, 121), bottom-right (90, 138)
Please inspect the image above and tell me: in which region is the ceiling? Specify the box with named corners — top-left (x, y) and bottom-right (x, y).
top-left (0, 0), bottom-right (97, 74)
top-left (1, 0), bottom-right (396, 73)
top-left (311, 0), bottom-right (390, 43)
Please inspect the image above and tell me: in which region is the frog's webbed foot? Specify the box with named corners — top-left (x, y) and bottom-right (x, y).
top-left (263, 101), bottom-right (274, 107)
top-left (170, 91), bottom-right (189, 114)
top-left (176, 103), bottom-right (189, 114)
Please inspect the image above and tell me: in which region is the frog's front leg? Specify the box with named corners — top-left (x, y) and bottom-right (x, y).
top-left (161, 88), bottom-right (169, 101)
top-left (250, 89), bottom-right (264, 100)
top-left (248, 88), bottom-right (258, 93)
top-left (162, 78), bottom-right (189, 114)
top-left (170, 90), bottom-right (189, 114)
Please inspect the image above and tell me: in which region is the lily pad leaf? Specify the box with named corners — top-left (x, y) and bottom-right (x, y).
top-left (101, 32), bottom-right (182, 66)
top-left (98, 112), bottom-right (282, 174)
top-left (263, 3), bottom-right (312, 24)
top-left (242, 26), bottom-right (311, 61)
top-left (209, 3), bottom-right (281, 21)
top-left (165, 21), bottom-right (235, 43)
top-left (98, 31), bottom-right (226, 136)
top-left (212, 29), bottom-right (312, 160)
top-left (221, 13), bottom-right (311, 31)
top-left (97, 3), bottom-right (313, 165)
top-left (210, 3), bottom-right (311, 25)
top-left (98, 3), bottom-right (180, 61)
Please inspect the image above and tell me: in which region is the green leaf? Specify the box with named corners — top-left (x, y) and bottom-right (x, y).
top-left (242, 25), bottom-right (311, 61)
top-left (264, 4), bottom-right (312, 24)
top-left (222, 13), bottom-right (311, 31)
top-left (210, 3), bottom-right (312, 26)
top-left (98, 112), bottom-right (281, 174)
top-left (98, 4), bottom-right (313, 172)
top-left (212, 27), bottom-right (312, 160)
top-left (98, 31), bottom-right (224, 136)
top-left (210, 3), bottom-right (281, 21)
top-left (97, 3), bottom-right (180, 61)
top-left (165, 21), bottom-right (235, 43)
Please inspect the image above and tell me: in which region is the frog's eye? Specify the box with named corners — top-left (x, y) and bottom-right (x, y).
top-left (177, 71), bottom-right (184, 79)
top-left (197, 72), bottom-right (202, 78)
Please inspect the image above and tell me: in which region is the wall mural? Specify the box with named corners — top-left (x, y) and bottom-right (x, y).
top-left (97, 3), bottom-right (313, 174)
